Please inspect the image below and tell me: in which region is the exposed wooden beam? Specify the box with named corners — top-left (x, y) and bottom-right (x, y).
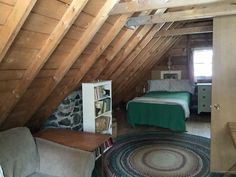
top-left (82, 26), bottom-right (138, 82)
top-left (126, 3), bottom-right (236, 26)
top-left (11, 0), bottom-right (123, 129)
top-left (114, 37), bottom-right (180, 105)
top-left (99, 24), bottom-right (153, 80)
top-left (82, 11), bottom-right (152, 82)
top-left (154, 25), bottom-right (213, 37)
top-left (113, 36), bottom-right (170, 95)
top-left (0, 0), bottom-right (36, 63)
top-left (0, 0), bottom-right (89, 125)
top-left (26, 13), bottom-right (131, 130)
top-left (110, 0), bottom-right (223, 15)
top-left (110, 22), bottom-right (173, 83)
top-left (99, 9), bottom-right (167, 80)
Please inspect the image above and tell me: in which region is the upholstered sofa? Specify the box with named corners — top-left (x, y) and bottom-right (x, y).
top-left (0, 127), bottom-right (95, 177)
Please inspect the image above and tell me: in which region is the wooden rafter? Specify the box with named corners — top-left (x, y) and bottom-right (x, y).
top-left (26, 14), bottom-right (131, 129)
top-left (82, 11), bottom-right (151, 82)
top-left (99, 24), bottom-right (153, 80)
top-left (123, 37), bottom-right (180, 93)
top-left (114, 37), bottom-right (180, 105)
top-left (124, 37), bottom-right (180, 96)
top-left (12, 0), bottom-right (125, 129)
top-left (113, 30), bottom-right (204, 93)
top-left (100, 9), bottom-right (167, 80)
top-left (0, 0), bottom-right (89, 125)
top-left (113, 36), bottom-right (172, 95)
top-left (154, 25), bottom-right (213, 37)
top-left (0, 0), bottom-right (37, 63)
top-left (126, 3), bottom-right (236, 26)
top-left (110, 0), bottom-right (223, 15)
top-left (82, 27), bottom-right (137, 82)
top-left (109, 22), bottom-right (171, 82)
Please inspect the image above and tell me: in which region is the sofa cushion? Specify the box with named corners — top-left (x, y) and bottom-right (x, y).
top-left (27, 172), bottom-right (58, 177)
top-left (0, 127), bottom-right (39, 177)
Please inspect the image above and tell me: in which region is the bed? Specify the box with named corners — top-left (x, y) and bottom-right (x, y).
top-left (127, 80), bottom-right (194, 132)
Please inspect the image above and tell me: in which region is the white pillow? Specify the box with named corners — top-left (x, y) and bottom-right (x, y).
top-left (0, 165), bottom-right (4, 177)
top-left (148, 80), bottom-right (170, 92)
top-left (169, 80), bottom-right (194, 94)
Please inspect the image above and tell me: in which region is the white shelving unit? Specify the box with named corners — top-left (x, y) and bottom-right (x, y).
top-left (82, 81), bottom-right (112, 134)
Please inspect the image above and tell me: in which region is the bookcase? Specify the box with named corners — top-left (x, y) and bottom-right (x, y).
top-left (82, 81), bottom-right (112, 134)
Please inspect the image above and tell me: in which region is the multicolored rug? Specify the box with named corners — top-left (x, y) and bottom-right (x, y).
top-left (104, 132), bottom-right (210, 177)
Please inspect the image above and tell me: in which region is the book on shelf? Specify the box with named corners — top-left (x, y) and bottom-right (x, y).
top-left (94, 86), bottom-right (110, 100)
top-left (95, 98), bottom-right (111, 116)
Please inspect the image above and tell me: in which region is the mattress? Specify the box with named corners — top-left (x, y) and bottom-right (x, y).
top-left (127, 91), bottom-right (191, 132)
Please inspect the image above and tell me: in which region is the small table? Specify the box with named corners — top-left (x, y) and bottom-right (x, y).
top-left (34, 128), bottom-right (113, 177)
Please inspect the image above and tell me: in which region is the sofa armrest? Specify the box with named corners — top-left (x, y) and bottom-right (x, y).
top-left (35, 138), bottom-right (95, 177)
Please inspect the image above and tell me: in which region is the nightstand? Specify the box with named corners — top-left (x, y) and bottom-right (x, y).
top-left (197, 83), bottom-right (212, 114)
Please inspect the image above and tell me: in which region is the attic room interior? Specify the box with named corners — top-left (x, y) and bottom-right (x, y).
top-left (1, 0), bottom-right (236, 177)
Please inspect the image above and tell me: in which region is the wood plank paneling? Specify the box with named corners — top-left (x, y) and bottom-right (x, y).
top-left (0, 3), bottom-right (13, 25)
top-left (113, 37), bottom-right (169, 95)
top-left (115, 37), bottom-right (180, 105)
top-left (3, 0), bottom-right (119, 130)
top-left (0, 80), bottom-right (19, 92)
top-left (0, 0), bottom-right (37, 62)
top-left (43, 51), bottom-right (70, 69)
top-left (32, 0), bottom-right (70, 20)
top-left (82, 0), bottom-right (107, 16)
top-left (109, 23), bottom-right (167, 82)
top-left (14, 30), bottom-right (49, 49)
top-left (0, 0), bottom-right (89, 126)
top-left (0, 0), bottom-right (16, 6)
top-left (22, 13), bottom-right (58, 34)
top-left (74, 12), bottom-right (95, 29)
top-left (99, 25), bottom-right (153, 80)
top-left (83, 11), bottom-right (152, 82)
top-left (0, 70), bottom-right (25, 80)
top-left (0, 48), bottom-right (39, 70)
top-left (150, 33), bottom-right (212, 81)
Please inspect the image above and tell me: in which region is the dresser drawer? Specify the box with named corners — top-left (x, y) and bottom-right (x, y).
top-left (198, 86), bottom-right (211, 95)
top-left (198, 103), bottom-right (211, 113)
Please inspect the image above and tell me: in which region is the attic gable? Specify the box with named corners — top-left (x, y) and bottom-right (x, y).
top-left (0, 0), bottom-right (231, 131)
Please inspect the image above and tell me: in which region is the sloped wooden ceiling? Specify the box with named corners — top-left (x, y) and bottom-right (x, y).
top-left (0, 0), bottom-right (235, 131)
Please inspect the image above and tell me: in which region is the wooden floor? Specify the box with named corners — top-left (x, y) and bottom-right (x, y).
top-left (114, 109), bottom-right (211, 138)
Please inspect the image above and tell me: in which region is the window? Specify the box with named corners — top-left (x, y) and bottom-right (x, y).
top-left (193, 48), bottom-right (213, 81)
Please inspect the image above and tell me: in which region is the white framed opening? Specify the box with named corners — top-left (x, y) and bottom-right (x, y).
top-left (193, 48), bottom-right (213, 81)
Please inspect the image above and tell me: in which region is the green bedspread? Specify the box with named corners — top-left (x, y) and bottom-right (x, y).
top-left (127, 91), bottom-right (191, 132)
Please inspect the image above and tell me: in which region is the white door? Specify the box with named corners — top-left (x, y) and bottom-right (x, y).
top-left (211, 15), bottom-right (236, 172)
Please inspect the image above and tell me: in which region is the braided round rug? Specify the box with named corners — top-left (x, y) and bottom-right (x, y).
top-left (104, 132), bottom-right (210, 177)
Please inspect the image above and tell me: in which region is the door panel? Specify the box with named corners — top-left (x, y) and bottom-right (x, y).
top-left (211, 15), bottom-right (236, 172)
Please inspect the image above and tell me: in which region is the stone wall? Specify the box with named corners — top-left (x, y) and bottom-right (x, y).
top-left (43, 89), bottom-right (83, 131)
